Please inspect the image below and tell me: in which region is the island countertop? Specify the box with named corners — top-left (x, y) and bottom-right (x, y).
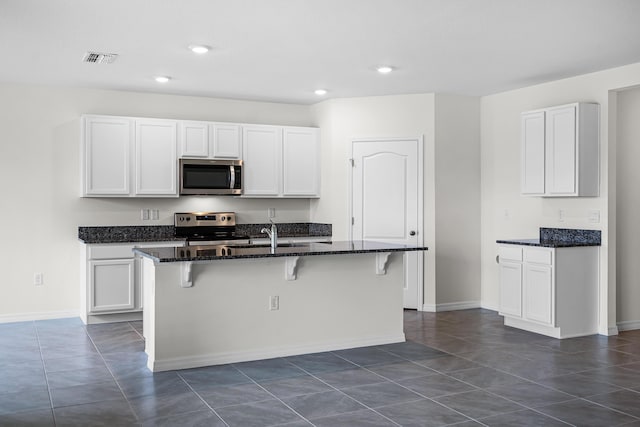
top-left (134, 240), bottom-right (428, 263)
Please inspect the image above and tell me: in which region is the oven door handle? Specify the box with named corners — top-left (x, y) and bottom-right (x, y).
top-left (229, 165), bottom-right (236, 189)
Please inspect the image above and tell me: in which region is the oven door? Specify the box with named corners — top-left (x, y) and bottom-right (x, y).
top-left (180, 159), bottom-right (242, 195)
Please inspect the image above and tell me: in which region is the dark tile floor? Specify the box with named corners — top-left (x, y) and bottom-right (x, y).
top-left (1, 309), bottom-right (640, 426)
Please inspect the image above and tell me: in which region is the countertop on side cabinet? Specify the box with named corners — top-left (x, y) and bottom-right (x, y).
top-left (134, 241), bottom-right (428, 263)
top-left (497, 227), bottom-right (601, 248)
top-left (496, 238), bottom-right (600, 248)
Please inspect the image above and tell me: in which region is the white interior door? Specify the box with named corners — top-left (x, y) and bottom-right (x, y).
top-left (351, 138), bottom-right (423, 309)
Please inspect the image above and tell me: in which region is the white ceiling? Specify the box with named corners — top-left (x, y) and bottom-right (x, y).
top-left (2, 0), bottom-right (640, 105)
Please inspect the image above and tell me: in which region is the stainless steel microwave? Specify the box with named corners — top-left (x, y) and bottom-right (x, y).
top-left (179, 159), bottom-right (243, 195)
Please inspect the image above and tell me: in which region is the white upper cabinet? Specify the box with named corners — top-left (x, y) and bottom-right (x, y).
top-left (243, 125), bottom-right (320, 198)
top-left (521, 102), bottom-right (599, 197)
top-left (212, 123), bottom-right (242, 159)
top-left (82, 115), bottom-right (178, 197)
top-left (180, 121), bottom-right (209, 157)
top-left (180, 122), bottom-right (242, 159)
top-left (243, 125), bottom-right (282, 196)
top-left (283, 127), bottom-right (320, 196)
top-left (82, 116), bottom-right (133, 196)
top-left (521, 111), bottom-right (545, 195)
top-left (135, 119), bottom-right (178, 197)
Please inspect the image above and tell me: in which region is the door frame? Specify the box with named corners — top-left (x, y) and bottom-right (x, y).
top-left (348, 136), bottom-right (425, 310)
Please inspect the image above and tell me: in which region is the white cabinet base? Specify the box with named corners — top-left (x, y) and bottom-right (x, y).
top-left (83, 311), bottom-right (142, 325)
top-left (505, 316), bottom-right (583, 339)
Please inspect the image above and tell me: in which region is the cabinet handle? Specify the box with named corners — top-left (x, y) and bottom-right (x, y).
top-left (496, 255), bottom-right (500, 264)
top-left (409, 231), bottom-right (416, 236)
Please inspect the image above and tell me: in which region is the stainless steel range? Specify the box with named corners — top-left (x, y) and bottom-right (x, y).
top-left (174, 212), bottom-right (250, 246)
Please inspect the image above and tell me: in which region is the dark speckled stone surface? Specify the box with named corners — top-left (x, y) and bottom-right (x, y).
top-left (78, 226), bottom-right (181, 243)
top-left (497, 228), bottom-right (601, 247)
top-left (134, 241), bottom-right (427, 263)
top-left (78, 223), bottom-right (332, 244)
top-left (237, 223), bottom-right (331, 238)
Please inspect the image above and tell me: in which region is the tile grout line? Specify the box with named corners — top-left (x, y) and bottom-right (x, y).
top-left (173, 371), bottom-right (232, 427)
top-left (84, 321), bottom-right (144, 425)
top-left (32, 320), bottom-right (58, 425)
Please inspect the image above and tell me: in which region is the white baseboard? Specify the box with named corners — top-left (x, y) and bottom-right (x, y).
top-left (481, 302), bottom-right (499, 312)
top-left (421, 301), bottom-right (481, 313)
top-left (617, 320), bottom-right (640, 332)
top-left (149, 333), bottom-right (406, 372)
top-left (0, 310), bottom-right (80, 324)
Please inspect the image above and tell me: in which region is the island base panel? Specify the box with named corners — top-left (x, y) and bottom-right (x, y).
top-left (142, 253), bottom-right (405, 371)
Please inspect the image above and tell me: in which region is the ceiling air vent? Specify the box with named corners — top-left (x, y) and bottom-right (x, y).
top-left (82, 51), bottom-right (118, 64)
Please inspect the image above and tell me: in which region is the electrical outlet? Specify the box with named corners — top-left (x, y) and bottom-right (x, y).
top-left (269, 295), bottom-right (279, 311)
top-left (268, 208), bottom-right (276, 219)
top-left (33, 273), bottom-right (43, 286)
top-left (141, 209), bottom-right (150, 221)
top-left (558, 209), bottom-right (565, 222)
top-left (588, 209), bottom-right (600, 223)
top-left (151, 209), bottom-right (159, 220)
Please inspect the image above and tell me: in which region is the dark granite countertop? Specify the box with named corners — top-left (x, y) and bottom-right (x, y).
top-left (134, 241), bottom-right (428, 263)
top-left (78, 223), bottom-right (332, 244)
top-left (497, 228), bottom-right (601, 248)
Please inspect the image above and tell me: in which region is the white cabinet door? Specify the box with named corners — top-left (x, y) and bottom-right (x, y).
top-left (180, 121), bottom-right (209, 157)
top-left (83, 116), bottom-right (132, 196)
top-left (242, 125), bottom-right (282, 196)
top-left (89, 259), bottom-right (135, 313)
top-left (524, 263), bottom-right (553, 325)
top-left (135, 119), bottom-right (178, 196)
top-left (521, 103), bottom-right (599, 197)
top-left (283, 127), bottom-right (320, 197)
top-left (546, 105), bottom-right (577, 195)
top-left (212, 124), bottom-right (242, 159)
top-left (499, 261), bottom-right (522, 318)
top-left (521, 111), bottom-right (545, 195)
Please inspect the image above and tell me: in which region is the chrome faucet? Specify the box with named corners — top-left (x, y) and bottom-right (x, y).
top-left (261, 219), bottom-right (278, 250)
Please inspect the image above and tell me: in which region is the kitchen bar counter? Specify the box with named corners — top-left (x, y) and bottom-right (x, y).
top-left (139, 240), bottom-right (426, 372)
top-left (134, 240), bottom-right (427, 263)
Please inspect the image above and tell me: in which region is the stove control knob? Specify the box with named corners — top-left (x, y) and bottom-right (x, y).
top-left (221, 216), bottom-right (226, 221)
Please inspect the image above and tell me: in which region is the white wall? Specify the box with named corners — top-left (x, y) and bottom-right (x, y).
top-left (616, 86), bottom-right (640, 330)
top-left (434, 94), bottom-right (481, 307)
top-left (310, 93), bottom-right (481, 310)
top-left (480, 62), bottom-right (640, 334)
top-left (0, 82), bottom-right (313, 320)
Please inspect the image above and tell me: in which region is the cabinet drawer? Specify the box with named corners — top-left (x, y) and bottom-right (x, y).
top-left (88, 244), bottom-right (135, 260)
top-left (499, 246), bottom-right (523, 262)
top-left (524, 248), bottom-right (553, 265)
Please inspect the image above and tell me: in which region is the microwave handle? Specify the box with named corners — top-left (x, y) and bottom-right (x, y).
top-left (229, 165), bottom-right (236, 189)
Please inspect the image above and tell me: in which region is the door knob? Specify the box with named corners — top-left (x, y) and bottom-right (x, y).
top-left (409, 231), bottom-right (416, 236)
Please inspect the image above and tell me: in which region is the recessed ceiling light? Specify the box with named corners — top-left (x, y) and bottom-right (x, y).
top-left (189, 45), bottom-right (211, 54)
top-left (155, 76), bottom-right (171, 83)
top-left (376, 66), bottom-right (394, 74)
top-left (314, 89), bottom-right (328, 96)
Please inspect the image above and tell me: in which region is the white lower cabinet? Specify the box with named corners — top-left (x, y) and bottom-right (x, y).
top-left (81, 241), bottom-right (182, 324)
top-left (498, 244), bottom-right (598, 338)
top-left (89, 259), bottom-right (135, 313)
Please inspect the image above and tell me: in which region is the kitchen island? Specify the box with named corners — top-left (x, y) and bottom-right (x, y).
top-left (134, 241), bottom-right (427, 372)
